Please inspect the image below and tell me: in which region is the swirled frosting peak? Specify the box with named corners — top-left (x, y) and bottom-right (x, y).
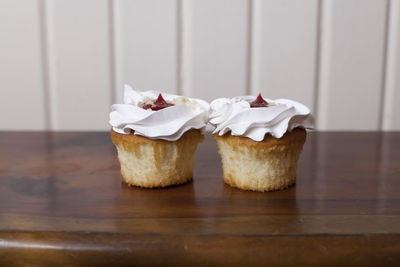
top-left (209, 95), bottom-right (314, 141)
top-left (109, 85), bottom-right (210, 141)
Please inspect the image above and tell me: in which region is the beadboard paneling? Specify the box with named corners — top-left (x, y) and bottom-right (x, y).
top-left (0, 0), bottom-right (46, 130)
top-left (317, 0), bottom-right (388, 130)
top-left (1, 0), bottom-right (399, 131)
top-left (382, 0), bottom-right (400, 130)
top-left (250, 0), bottom-right (318, 111)
top-left (115, 0), bottom-right (178, 102)
top-left (182, 0), bottom-right (248, 101)
top-left (46, 0), bottom-right (112, 130)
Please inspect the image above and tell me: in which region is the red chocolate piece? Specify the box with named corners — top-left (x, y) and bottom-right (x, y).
top-left (140, 93), bottom-right (174, 111)
top-left (250, 93), bottom-right (269, 108)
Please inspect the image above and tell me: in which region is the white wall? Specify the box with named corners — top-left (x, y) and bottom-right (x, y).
top-left (1, 0), bottom-right (399, 131)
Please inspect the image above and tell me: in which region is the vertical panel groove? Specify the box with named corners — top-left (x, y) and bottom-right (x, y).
top-left (249, 0), bottom-right (261, 95)
top-left (245, 0), bottom-right (253, 95)
top-left (382, 0), bottom-right (400, 130)
top-left (312, 0), bottom-right (323, 128)
top-left (38, 0), bottom-right (51, 130)
top-left (111, 0), bottom-right (123, 102)
top-left (108, 0), bottom-right (116, 105)
top-left (379, 0), bottom-right (391, 130)
top-left (316, 0), bottom-right (332, 130)
top-left (176, 0), bottom-right (183, 95)
top-left (180, 0), bottom-right (192, 97)
top-left (40, 0), bottom-right (57, 130)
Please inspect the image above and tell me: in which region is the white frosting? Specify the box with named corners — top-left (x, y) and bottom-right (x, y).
top-left (209, 96), bottom-right (314, 141)
top-left (110, 85), bottom-right (210, 141)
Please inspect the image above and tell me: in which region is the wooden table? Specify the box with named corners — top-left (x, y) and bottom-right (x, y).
top-left (0, 131), bottom-right (399, 266)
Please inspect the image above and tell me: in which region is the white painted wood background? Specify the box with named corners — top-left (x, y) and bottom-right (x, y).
top-left (1, 0), bottom-right (399, 131)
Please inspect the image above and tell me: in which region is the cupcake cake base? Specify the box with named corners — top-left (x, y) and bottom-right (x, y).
top-left (111, 129), bottom-right (204, 188)
top-left (214, 128), bottom-right (306, 192)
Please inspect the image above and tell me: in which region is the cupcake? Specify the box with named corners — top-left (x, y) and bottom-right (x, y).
top-left (210, 94), bottom-right (313, 192)
top-left (110, 85), bottom-right (209, 188)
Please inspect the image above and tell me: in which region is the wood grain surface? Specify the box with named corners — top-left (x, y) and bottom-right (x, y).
top-left (0, 131), bottom-right (400, 266)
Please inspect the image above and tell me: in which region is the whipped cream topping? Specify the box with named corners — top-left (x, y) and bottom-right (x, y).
top-left (209, 96), bottom-right (314, 141)
top-left (110, 85), bottom-right (210, 141)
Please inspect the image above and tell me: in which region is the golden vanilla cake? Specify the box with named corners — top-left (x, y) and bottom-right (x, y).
top-left (109, 85), bottom-right (209, 188)
top-left (210, 94), bottom-right (313, 192)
